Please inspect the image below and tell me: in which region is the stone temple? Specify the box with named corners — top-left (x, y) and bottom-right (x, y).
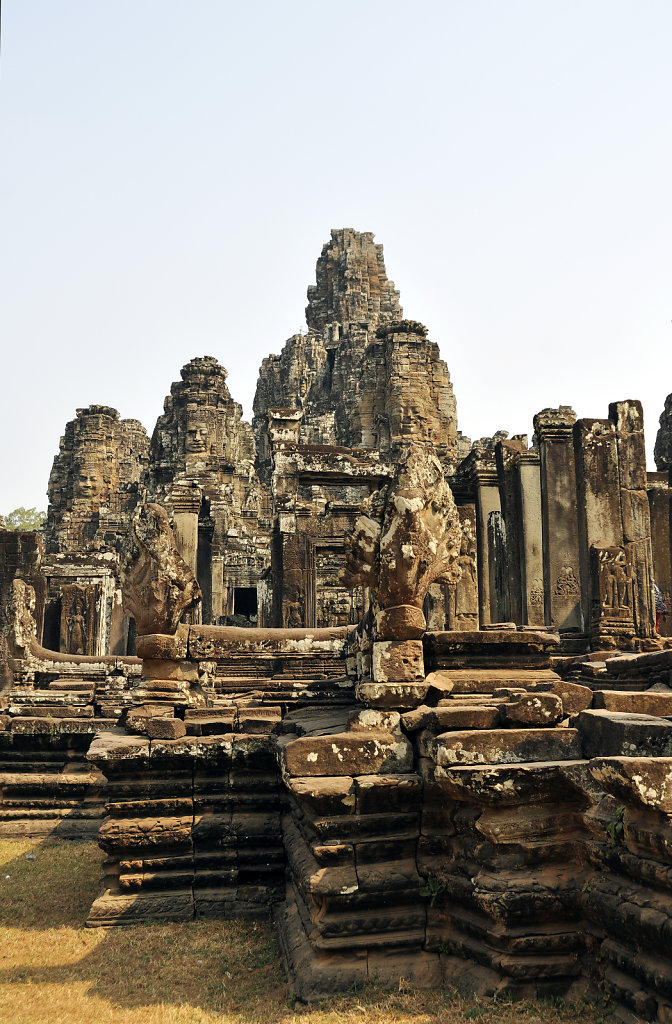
top-left (2, 228), bottom-right (672, 1018)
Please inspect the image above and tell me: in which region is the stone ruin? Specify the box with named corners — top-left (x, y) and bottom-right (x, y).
top-left (1, 227), bottom-right (672, 1019)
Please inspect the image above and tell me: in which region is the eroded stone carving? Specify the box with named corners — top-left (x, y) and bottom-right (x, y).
top-left (120, 503), bottom-right (202, 635)
top-left (654, 392), bottom-right (672, 471)
top-left (342, 445), bottom-right (462, 609)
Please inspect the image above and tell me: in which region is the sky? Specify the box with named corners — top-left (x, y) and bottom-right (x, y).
top-left (1, 1), bottom-right (671, 513)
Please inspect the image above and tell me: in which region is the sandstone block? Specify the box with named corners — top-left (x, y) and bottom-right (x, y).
top-left (573, 710), bottom-right (672, 759)
top-left (374, 605), bottom-right (426, 640)
top-left (502, 694), bottom-right (563, 727)
top-left (590, 756), bottom-right (672, 814)
top-left (135, 632), bottom-right (188, 661)
top-left (126, 705), bottom-right (173, 735)
top-left (147, 717), bottom-right (186, 740)
top-left (402, 705), bottom-right (501, 733)
top-left (185, 715), bottom-right (235, 736)
top-left (356, 680), bottom-right (429, 709)
top-left (434, 727), bottom-right (582, 767)
top-left (288, 776), bottom-right (355, 815)
top-left (347, 708), bottom-right (401, 735)
top-left (281, 732), bottom-right (413, 777)
top-left (592, 690), bottom-right (672, 716)
top-left (372, 640), bottom-right (424, 682)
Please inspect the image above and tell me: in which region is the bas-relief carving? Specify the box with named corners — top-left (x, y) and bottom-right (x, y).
top-left (449, 513), bottom-right (478, 629)
top-left (553, 566), bottom-right (580, 597)
top-left (60, 584), bottom-right (99, 656)
top-left (596, 547), bottom-right (635, 619)
top-left (529, 582), bottom-right (544, 608)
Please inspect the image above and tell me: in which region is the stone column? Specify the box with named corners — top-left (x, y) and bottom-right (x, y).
top-left (609, 401), bottom-right (656, 638)
top-left (648, 472), bottom-right (672, 637)
top-left (210, 555), bottom-right (224, 623)
top-left (573, 417), bottom-right (623, 641)
top-left (533, 408), bottom-right (582, 631)
top-left (461, 450), bottom-right (501, 626)
top-left (495, 440), bottom-right (526, 624)
top-left (170, 485), bottom-right (202, 624)
top-left (517, 449), bottom-right (545, 627)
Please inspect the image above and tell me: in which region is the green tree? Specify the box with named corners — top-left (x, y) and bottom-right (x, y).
top-left (2, 507), bottom-right (46, 532)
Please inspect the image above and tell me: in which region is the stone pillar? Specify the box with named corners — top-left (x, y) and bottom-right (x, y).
top-left (517, 449), bottom-right (545, 627)
top-left (461, 450), bottom-right (501, 626)
top-left (170, 485), bottom-right (202, 625)
top-left (495, 440), bottom-right (526, 624)
top-left (573, 418), bottom-right (623, 642)
top-left (210, 555), bottom-right (224, 623)
top-left (648, 472), bottom-right (672, 636)
top-left (533, 408), bottom-right (582, 631)
top-left (609, 401), bottom-right (656, 638)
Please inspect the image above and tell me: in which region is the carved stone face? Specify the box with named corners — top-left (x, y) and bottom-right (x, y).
top-left (186, 423), bottom-right (208, 453)
top-left (74, 465), bottom-right (103, 500)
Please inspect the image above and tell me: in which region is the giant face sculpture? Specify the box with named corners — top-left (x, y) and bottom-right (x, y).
top-left (74, 464), bottom-right (103, 501)
top-left (185, 412), bottom-right (210, 454)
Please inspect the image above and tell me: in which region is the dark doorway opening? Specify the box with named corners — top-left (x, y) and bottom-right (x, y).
top-left (234, 587), bottom-right (257, 619)
top-left (42, 598), bottom-right (61, 652)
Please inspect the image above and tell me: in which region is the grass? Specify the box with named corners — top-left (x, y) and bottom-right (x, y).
top-left (0, 838), bottom-right (615, 1024)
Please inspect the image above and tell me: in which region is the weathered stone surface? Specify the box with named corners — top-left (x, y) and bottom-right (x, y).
top-left (654, 392), bottom-right (672, 471)
top-left (502, 693), bottom-right (563, 727)
top-left (120, 503), bottom-right (202, 635)
top-left (573, 709), bottom-right (672, 758)
top-left (146, 717), bottom-right (186, 740)
top-left (589, 756), bottom-right (672, 814)
top-left (280, 732), bottom-right (413, 777)
top-left (536, 678), bottom-right (594, 715)
top-left (592, 689), bottom-right (672, 716)
top-left (433, 727), bottom-right (582, 766)
top-left (342, 445), bottom-right (462, 609)
top-left (253, 229), bottom-right (457, 470)
top-left (374, 605), bottom-right (425, 640)
top-left (401, 704), bottom-right (501, 733)
top-left (371, 639), bottom-right (424, 683)
top-left (46, 405), bottom-right (149, 555)
top-left (356, 681), bottom-right (429, 709)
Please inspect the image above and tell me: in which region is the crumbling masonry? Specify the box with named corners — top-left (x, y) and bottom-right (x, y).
top-left (2, 228), bottom-right (672, 1020)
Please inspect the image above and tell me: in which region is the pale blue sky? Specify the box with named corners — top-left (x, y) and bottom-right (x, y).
top-left (2, 1), bottom-right (671, 512)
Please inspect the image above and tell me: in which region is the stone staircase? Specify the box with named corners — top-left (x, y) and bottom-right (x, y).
top-left (0, 678), bottom-right (118, 838)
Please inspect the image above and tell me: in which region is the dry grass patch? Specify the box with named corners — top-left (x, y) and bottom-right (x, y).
top-left (0, 838), bottom-right (614, 1024)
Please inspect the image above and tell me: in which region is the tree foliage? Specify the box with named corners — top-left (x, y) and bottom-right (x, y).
top-left (2, 507), bottom-right (47, 532)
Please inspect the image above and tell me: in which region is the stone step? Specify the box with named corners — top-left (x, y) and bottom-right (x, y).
top-left (592, 690), bottom-right (672, 716)
top-left (48, 680), bottom-right (96, 692)
top-left (0, 772), bottom-right (100, 790)
top-left (426, 669), bottom-right (560, 698)
top-left (431, 728), bottom-right (582, 767)
top-left (8, 705), bottom-right (94, 718)
top-left (9, 691), bottom-right (92, 706)
top-left (8, 717), bottom-right (117, 735)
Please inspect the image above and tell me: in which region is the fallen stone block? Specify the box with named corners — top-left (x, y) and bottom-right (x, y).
top-left (502, 694), bottom-right (563, 727)
top-left (146, 717), bottom-right (186, 740)
top-left (433, 728), bottom-right (582, 767)
top-left (572, 710), bottom-right (672, 759)
top-left (592, 690), bottom-right (672, 716)
top-left (280, 731), bottom-right (413, 777)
